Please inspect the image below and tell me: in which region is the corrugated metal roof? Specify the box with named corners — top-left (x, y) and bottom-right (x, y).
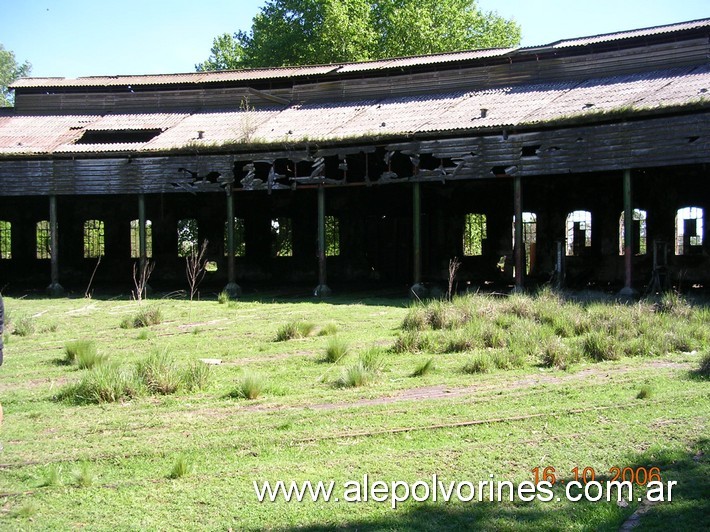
top-left (2, 66), bottom-right (709, 156)
top-left (10, 19), bottom-right (709, 90)
top-left (548, 18), bottom-right (710, 48)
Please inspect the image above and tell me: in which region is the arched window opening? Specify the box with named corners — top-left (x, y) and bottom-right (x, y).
top-left (675, 207), bottom-right (704, 255)
top-left (618, 209), bottom-right (647, 255)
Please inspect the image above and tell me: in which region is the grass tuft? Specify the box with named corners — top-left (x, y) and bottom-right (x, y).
top-left (462, 352), bottom-right (493, 374)
top-left (217, 291), bottom-right (231, 304)
top-left (695, 352), bottom-right (710, 379)
top-left (323, 336), bottom-right (349, 363)
top-left (274, 320), bottom-right (316, 341)
top-left (74, 462), bottom-right (95, 487)
top-left (232, 373), bottom-right (265, 400)
top-left (39, 464), bottom-right (62, 487)
top-left (168, 455), bottom-right (194, 479)
top-left (57, 363), bottom-right (143, 404)
top-left (13, 315), bottom-right (36, 337)
top-left (636, 385), bottom-right (653, 399)
top-left (411, 357), bottom-right (434, 377)
top-left (317, 322), bottom-right (339, 336)
top-left (136, 348), bottom-right (183, 395)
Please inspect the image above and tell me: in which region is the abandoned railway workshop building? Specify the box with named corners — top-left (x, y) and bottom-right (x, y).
top-left (0, 18), bottom-right (709, 297)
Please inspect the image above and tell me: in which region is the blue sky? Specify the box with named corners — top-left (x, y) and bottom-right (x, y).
top-left (3, 0), bottom-right (709, 79)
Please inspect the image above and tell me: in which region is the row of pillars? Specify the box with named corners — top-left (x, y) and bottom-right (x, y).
top-left (43, 170), bottom-right (638, 298)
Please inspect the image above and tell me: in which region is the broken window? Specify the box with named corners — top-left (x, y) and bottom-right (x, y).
top-left (130, 219), bottom-right (153, 258)
top-left (84, 220), bottom-right (105, 258)
top-left (618, 209), bottom-right (647, 255)
top-left (36, 220), bottom-right (51, 259)
top-left (512, 212), bottom-right (537, 273)
top-left (325, 216), bottom-right (340, 257)
top-left (177, 218), bottom-right (199, 257)
top-left (271, 217), bottom-right (293, 257)
top-left (675, 207), bottom-right (704, 255)
top-left (463, 213), bottom-right (487, 256)
top-left (224, 217), bottom-right (246, 257)
top-left (566, 210), bottom-right (592, 256)
top-left (0, 221), bottom-right (11, 259)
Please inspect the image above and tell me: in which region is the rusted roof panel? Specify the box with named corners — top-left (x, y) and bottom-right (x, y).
top-left (86, 113), bottom-right (189, 131)
top-left (336, 48), bottom-right (515, 73)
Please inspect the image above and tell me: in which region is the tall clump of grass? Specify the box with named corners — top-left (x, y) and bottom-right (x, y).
top-left (411, 358), bottom-right (434, 377)
top-left (217, 290), bottom-right (231, 304)
top-left (120, 305), bottom-right (163, 329)
top-left (582, 331), bottom-right (622, 361)
top-left (182, 360), bottom-right (213, 391)
top-left (57, 363), bottom-right (143, 404)
top-left (168, 455), bottom-right (194, 479)
top-left (540, 336), bottom-right (576, 369)
top-left (39, 464), bottom-right (62, 487)
top-left (136, 348), bottom-right (183, 395)
top-left (64, 340), bottom-right (108, 369)
top-left (13, 315), bottom-right (36, 337)
top-left (323, 336), bottom-right (349, 363)
top-left (695, 352), bottom-right (710, 379)
top-left (74, 462), bottom-right (95, 487)
top-left (317, 323), bottom-right (338, 336)
top-left (392, 330), bottom-right (434, 354)
top-left (462, 352), bottom-right (493, 374)
top-left (274, 320), bottom-right (315, 341)
top-left (338, 348), bottom-right (385, 387)
top-left (232, 373), bottom-right (266, 399)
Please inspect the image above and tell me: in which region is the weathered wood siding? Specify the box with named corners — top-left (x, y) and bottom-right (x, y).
top-left (1, 113), bottom-right (708, 196)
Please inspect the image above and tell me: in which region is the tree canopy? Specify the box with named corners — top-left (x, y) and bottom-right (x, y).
top-left (1, 44), bottom-right (31, 107)
top-left (196, 0), bottom-right (520, 71)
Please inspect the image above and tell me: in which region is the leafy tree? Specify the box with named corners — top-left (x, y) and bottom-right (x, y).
top-left (197, 0), bottom-right (520, 70)
top-left (0, 44), bottom-right (31, 107)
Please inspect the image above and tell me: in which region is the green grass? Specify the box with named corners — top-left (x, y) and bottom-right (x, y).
top-left (0, 291), bottom-right (708, 530)
top-left (323, 335), bottom-right (349, 363)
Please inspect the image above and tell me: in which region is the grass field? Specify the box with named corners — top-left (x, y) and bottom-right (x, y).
top-left (0, 289), bottom-right (708, 530)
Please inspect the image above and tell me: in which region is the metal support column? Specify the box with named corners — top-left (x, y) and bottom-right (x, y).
top-left (224, 191), bottom-right (242, 298)
top-left (47, 195), bottom-right (64, 297)
top-left (513, 175), bottom-right (524, 291)
top-left (314, 185), bottom-right (331, 298)
top-left (410, 181), bottom-right (427, 298)
top-left (619, 169), bottom-right (638, 297)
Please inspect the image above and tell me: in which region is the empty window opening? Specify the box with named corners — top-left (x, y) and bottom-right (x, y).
top-left (463, 213), bottom-right (487, 256)
top-left (325, 216), bottom-right (340, 257)
top-left (130, 219), bottom-right (153, 258)
top-left (675, 207), bottom-right (704, 255)
top-left (36, 220), bottom-right (51, 259)
top-left (84, 220), bottom-right (105, 258)
top-left (75, 129), bottom-right (162, 144)
top-left (618, 209), bottom-right (647, 255)
top-left (512, 212), bottom-right (537, 274)
top-left (224, 217), bottom-right (246, 257)
top-left (521, 145), bottom-right (541, 157)
top-left (566, 210), bottom-right (592, 256)
top-left (271, 217), bottom-right (293, 257)
top-left (0, 221), bottom-right (11, 259)
top-left (177, 218), bottom-right (199, 257)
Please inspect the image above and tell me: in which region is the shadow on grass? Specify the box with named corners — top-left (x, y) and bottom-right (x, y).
top-left (281, 438), bottom-right (709, 532)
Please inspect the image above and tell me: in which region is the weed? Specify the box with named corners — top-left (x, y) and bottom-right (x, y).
top-left (323, 336), bottom-right (349, 363)
top-left (491, 350), bottom-right (525, 370)
top-left (136, 329), bottom-right (154, 341)
top-left (275, 320), bottom-right (315, 341)
top-left (359, 347), bottom-right (385, 372)
top-left (411, 358), bottom-right (434, 377)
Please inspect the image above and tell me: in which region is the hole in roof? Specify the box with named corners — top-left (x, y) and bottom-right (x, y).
top-left (75, 129), bottom-right (162, 144)
top-left (687, 136), bottom-right (700, 143)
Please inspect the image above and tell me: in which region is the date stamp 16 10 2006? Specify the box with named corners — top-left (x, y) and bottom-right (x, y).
top-left (532, 466), bottom-right (676, 502)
